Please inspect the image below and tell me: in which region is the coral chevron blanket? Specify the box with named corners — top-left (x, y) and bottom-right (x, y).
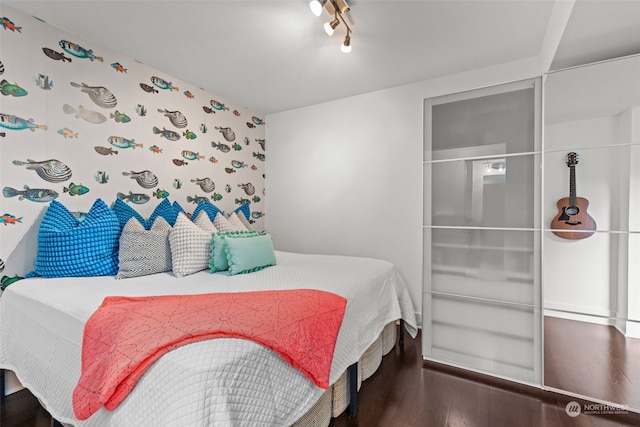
top-left (72, 289), bottom-right (347, 420)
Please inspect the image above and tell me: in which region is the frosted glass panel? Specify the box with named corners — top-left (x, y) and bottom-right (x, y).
top-left (428, 293), bottom-right (538, 383)
top-left (430, 87), bottom-right (535, 161)
top-left (430, 154), bottom-right (539, 228)
top-left (427, 228), bottom-right (538, 305)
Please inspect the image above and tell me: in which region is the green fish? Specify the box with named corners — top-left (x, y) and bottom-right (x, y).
top-left (183, 129), bottom-right (196, 140)
top-left (63, 182), bottom-right (89, 196)
top-left (211, 193), bottom-right (223, 201)
top-left (153, 189), bottom-right (169, 199)
top-left (1, 274), bottom-right (24, 290)
top-left (0, 79), bottom-right (28, 97)
top-left (110, 110), bottom-right (131, 123)
top-left (232, 143), bottom-right (242, 151)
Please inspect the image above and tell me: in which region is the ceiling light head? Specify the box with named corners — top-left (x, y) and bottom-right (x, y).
top-left (341, 32), bottom-right (352, 53)
top-left (324, 17), bottom-right (340, 36)
top-left (309, 0), bottom-right (327, 17)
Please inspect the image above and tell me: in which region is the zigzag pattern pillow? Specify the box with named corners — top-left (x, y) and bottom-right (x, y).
top-left (26, 199), bottom-right (120, 278)
top-left (116, 217), bottom-right (172, 279)
top-left (169, 213), bottom-right (216, 277)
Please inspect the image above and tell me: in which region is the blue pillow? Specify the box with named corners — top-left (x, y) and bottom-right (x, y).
top-left (192, 200), bottom-right (223, 222)
top-left (112, 198), bottom-right (179, 229)
top-left (225, 233), bottom-right (276, 276)
top-left (209, 230), bottom-right (261, 272)
top-left (26, 199), bottom-right (120, 278)
top-left (233, 203), bottom-right (251, 221)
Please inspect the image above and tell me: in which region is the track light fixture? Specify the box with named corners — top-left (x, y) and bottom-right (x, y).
top-left (309, 0), bottom-right (352, 53)
top-left (324, 14), bottom-right (340, 36)
top-left (309, 0), bottom-right (327, 17)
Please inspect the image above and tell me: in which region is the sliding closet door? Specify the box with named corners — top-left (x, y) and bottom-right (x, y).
top-left (422, 79), bottom-right (542, 385)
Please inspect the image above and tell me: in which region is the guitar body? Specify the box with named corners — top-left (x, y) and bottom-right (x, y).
top-left (551, 197), bottom-right (596, 239)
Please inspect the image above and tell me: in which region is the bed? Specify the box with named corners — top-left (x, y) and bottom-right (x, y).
top-left (0, 250), bottom-right (417, 426)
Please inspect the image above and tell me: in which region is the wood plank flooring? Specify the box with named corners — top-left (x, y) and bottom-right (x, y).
top-left (2, 329), bottom-right (640, 426)
top-left (544, 316), bottom-right (640, 411)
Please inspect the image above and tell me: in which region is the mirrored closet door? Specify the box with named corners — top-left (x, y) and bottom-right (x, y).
top-left (543, 54), bottom-right (640, 412)
top-left (422, 79), bottom-right (543, 385)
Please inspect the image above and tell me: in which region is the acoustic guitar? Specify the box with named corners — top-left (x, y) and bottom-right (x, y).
top-left (551, 152), bottom-right (596, 239)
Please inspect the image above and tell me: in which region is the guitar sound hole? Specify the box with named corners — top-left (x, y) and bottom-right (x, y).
top-left (565, 206), bottom-right (579, 215)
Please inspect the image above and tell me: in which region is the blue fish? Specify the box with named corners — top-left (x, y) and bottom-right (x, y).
top-left (59, 40), bottom-right (103, 62)
top-left (0, 114), bottom-right (47, 131)
top-left (3, 185), bottom-right (58, 202)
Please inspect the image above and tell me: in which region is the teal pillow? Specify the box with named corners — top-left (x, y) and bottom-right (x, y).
top-left (225, 233), bottom-right (276, 276)
top-left (209, 230), bottom-right (261, 272)
top-left (26, 199), bottom-right (120, 278)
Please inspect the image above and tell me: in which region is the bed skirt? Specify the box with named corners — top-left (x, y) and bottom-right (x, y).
top-left (292, 321), bottom-right (398, 426)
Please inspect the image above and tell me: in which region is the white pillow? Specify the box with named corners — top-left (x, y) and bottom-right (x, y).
top-left (193, 210), bottom-right (218, 232)
top-left (116, 217), bottom-right (172, 279)
top-left (227, 212), bottom-right (248, 231)
top-left (169, 213), bottom-right (214, 277)
top-left (214, 212), bottom-right (244, 232)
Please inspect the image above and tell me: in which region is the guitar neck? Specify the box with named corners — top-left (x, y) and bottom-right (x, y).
top-left (569, 164), bottom-right (577, 206)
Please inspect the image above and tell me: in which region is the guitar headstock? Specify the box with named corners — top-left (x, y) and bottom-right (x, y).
top-left (567, 152), bottom-right (578, 167)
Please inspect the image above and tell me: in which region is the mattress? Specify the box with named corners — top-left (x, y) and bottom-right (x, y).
top-left (0, 251), bottom-right (417, 426)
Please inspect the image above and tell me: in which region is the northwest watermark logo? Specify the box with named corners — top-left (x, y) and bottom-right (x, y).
top-left (565, 401), bottom-right (629, 417)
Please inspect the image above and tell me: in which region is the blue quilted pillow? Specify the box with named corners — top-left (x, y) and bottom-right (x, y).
top-left (233, 203), bottom-right (251, 221)
top-left (26, 199), bottom-right (120, 278)
top-left (112, 198), bottom-right (180, 229)
top-left (191, 200), bottom-right (222, 222)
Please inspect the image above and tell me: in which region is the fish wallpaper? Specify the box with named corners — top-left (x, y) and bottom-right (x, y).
top-left (0, 6), bottom-right (266, 281)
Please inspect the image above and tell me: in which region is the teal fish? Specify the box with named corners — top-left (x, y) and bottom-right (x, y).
top-left (252, 196), bottom-right (261, 203)
top-left (153, 189), bottom-right (170, 199)
top-left (252, 116), bottom-right (265, 126)
top-left (251, 212), bottom-right (264, 219)
top-left (108, 136), bottom-right (142, 149)
top-left (1, 275), bottom-right (24, 291)
top-left (0, 80), bottom-right (27, 97)
top-left (181, 150), bottom-right (204, 161)
top-left (150, 76), bottom-right (178, 91)
top-left (183, 129), bottom-right (196, 140)
top-left (110, 111), bottom-right (131, 123)
top-left (57, 128), bottom-right (79, 138)
top-left (210, 99), bottom-right (229, 111)
top-left (211, 193), bottom-right (223, 202)
top-left (0, 114), bottom-right (47, 131)
top-left (3, 185), bottom-right (58, 202)
top-left (117, 191), bottom-right (150, 204)
top-left (232, 143), bottom-right (242, 151)
top-left (59, 40), bottom-right (103, 62)
top-left (63, 182), bottom-right (89, 196)
top-left (231, 160), bottom-right (247, 169)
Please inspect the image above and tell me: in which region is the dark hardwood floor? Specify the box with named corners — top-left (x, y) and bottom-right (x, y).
top-left (544, 316), bottom-right (640, 411)
top-left (3, 329), bottom-right (640, 426)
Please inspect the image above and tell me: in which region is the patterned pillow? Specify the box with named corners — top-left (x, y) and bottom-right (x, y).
top-left (191, 200), bottom-right (222, 222)
top-left (209, 230), bottom-right (261, 272)
top-left (225, 233), bottom-right (276, 276)
top-left (112, 198), bottom-right (180, 229)
top-left (169, 213), bottom-right (215, 277)
top-left (26, 199), bottom-right (120, 278)
top-left (116, 216), bottom-right (172, 279)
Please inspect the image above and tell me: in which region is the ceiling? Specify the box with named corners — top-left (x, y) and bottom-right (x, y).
top-left (4, 0), bottom-right (640, 115)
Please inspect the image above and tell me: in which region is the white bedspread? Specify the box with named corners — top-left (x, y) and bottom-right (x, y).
top-left (0, 251), bottom-right (417, 426)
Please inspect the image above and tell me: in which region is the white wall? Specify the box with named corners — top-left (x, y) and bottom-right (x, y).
top-left (265, 59), bottom-right (547, 325)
